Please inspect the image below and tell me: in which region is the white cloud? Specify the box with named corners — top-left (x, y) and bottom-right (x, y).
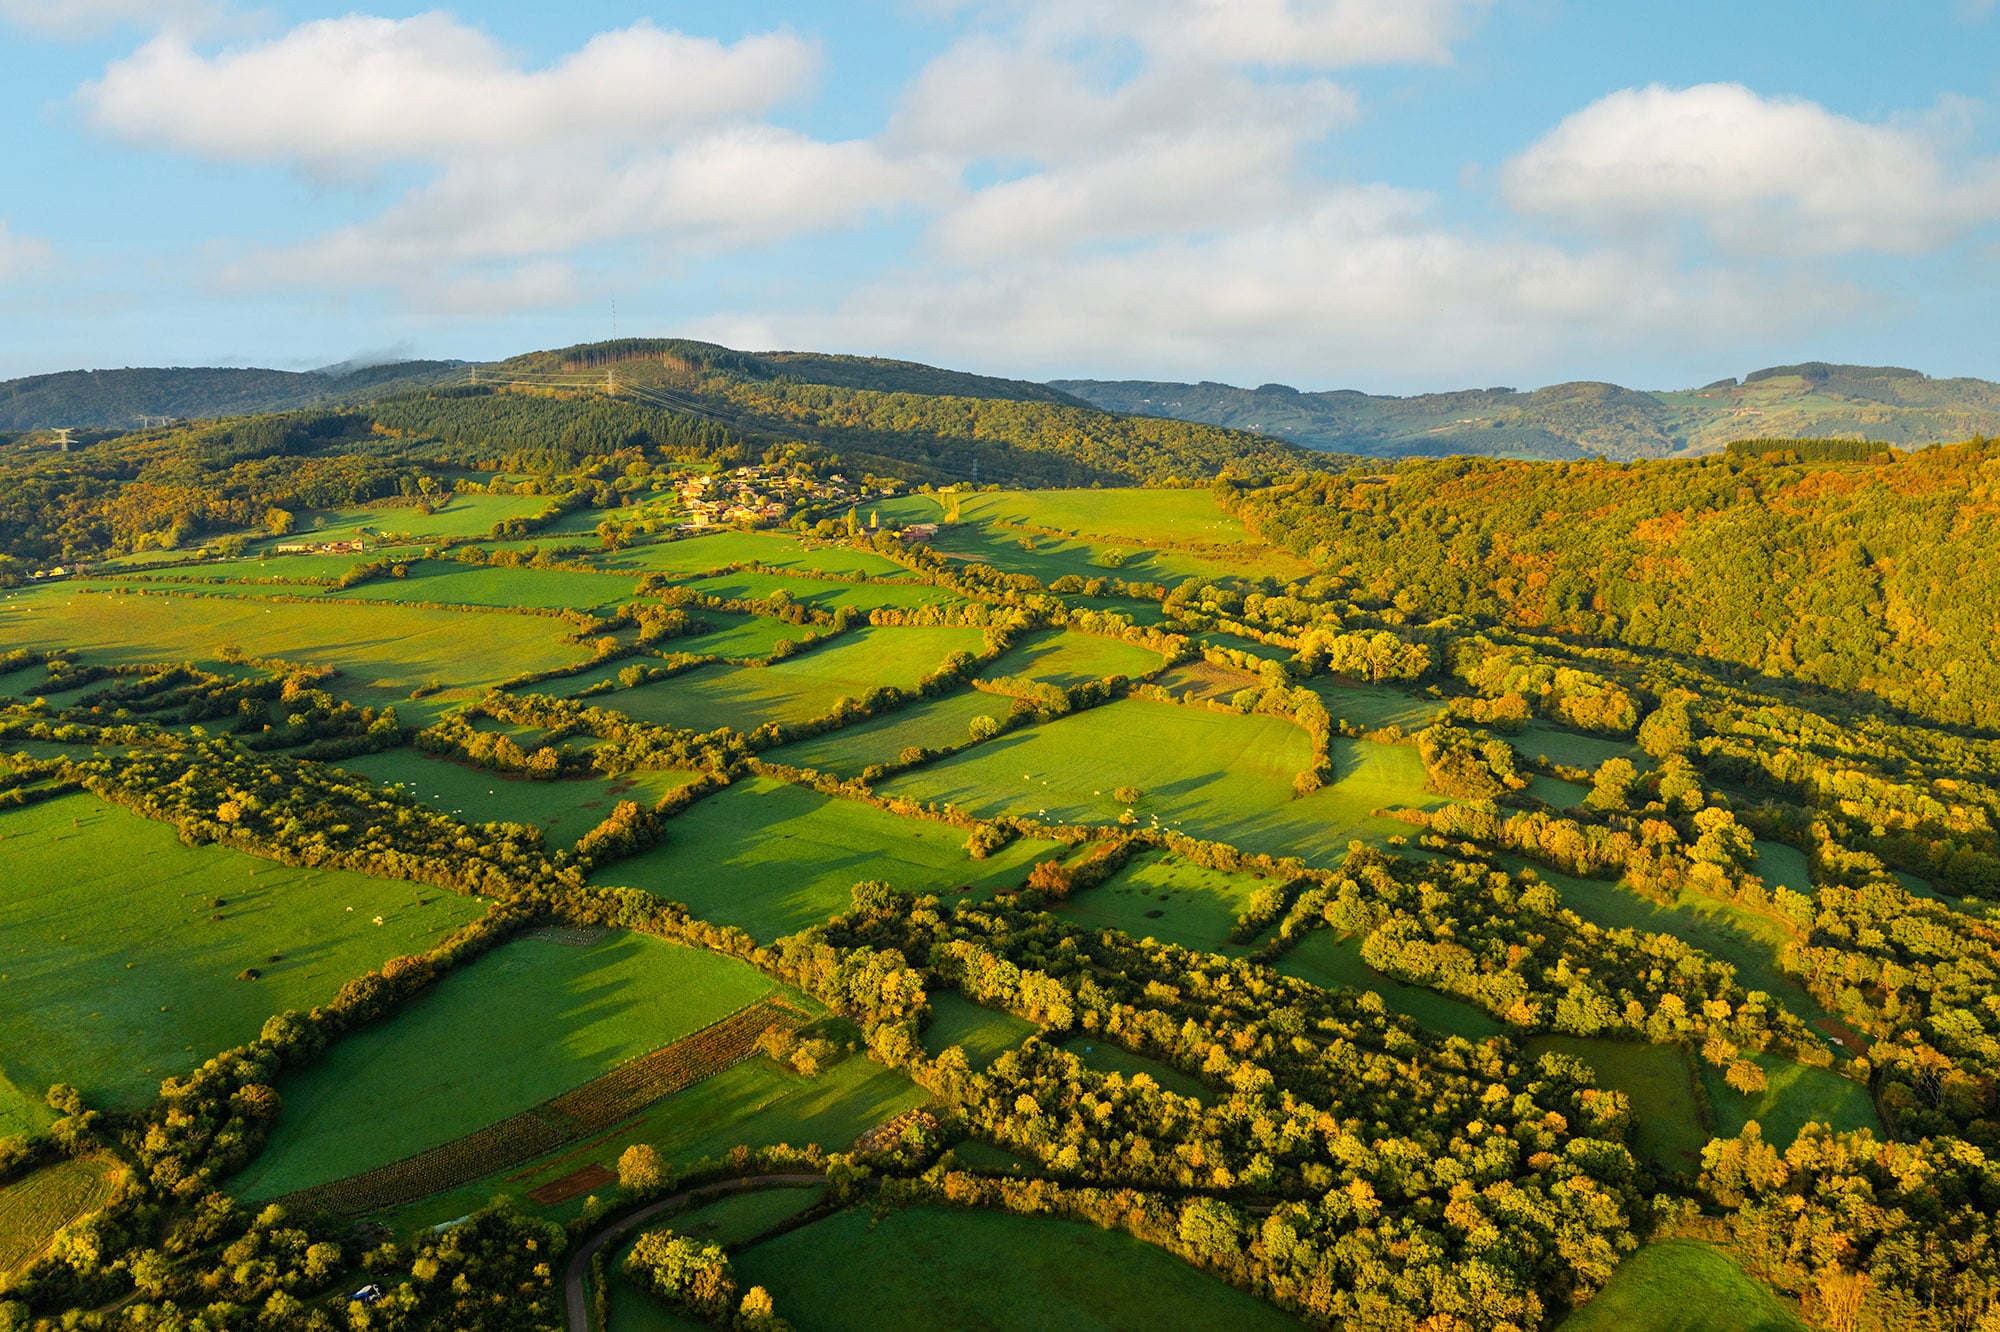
top-left (1502, 83), bottom-right (2000, 255)
top-left (0, 222), bottom-right (54, 283)
top-left (0, 0), bottom-right (225, 39)
top-left (713, 187), bottom-right (1854, 385)
top-left (82, 14), bottom-right (817, 170)
top-left (942, 0), bottom-right (1484, 69)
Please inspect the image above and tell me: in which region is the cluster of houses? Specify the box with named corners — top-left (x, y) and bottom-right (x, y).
top-left (273, 538), bottom-right (367, 555)
top-left (673, 465), bottom-right (880, 532)
top-left (25, 563), bottom-right (85, 581)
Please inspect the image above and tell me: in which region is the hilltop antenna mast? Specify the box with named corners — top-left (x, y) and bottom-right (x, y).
top-left (611, 298), bottom-right (617, 341)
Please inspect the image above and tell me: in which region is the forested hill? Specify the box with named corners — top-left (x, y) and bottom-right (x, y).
top-left (1224, 440), bottom-right (2000, 729)
top-left (0, 361), bottom-right (465, 431)
top-left (1056, 361), bottom-right (2000, 461)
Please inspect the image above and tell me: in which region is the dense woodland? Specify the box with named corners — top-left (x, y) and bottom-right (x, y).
top-left (3, 346), bottom-right (2000, 1331)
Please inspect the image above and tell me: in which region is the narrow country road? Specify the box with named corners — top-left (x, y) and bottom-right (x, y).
top-left (562, 1172), bottom-right (827, 1332)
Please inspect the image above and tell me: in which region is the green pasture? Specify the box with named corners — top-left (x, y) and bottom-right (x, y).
top-left (1524, 1036), bottom-right (1706, 1170)
top-left (0, 793), bottom-right (485, 1118)
top-left (673, 611), bottom-right (835, 661)
top-left (948, 1139), bottom-right (1038, 1174)
top-left (1059, 593), bottom-right (1174, 627)
top-left (1528, 775), bottom-right (1591, 807)
top-left (1753, 840), bottom-right (1811, 894)
top-left (1061, 1039), bottom-right (1212, 1103)
top-left (1521, 861), bottom-right (1830, 1030)
top-left (991, 629), bottom-right (1164, 686)
top-left (596, 626), bottom-right (987, 734)
top-left (325, 561), bottom-right (638, 612)
top-left (1196, 631), bottom-right (1293, 663)
top-left (1697, 1053), bottom-right (1881, 1146)
top-left (0, 1155), bottom-right (123, 1276)
top-left (679, 570), bottom-right (958, 616)
top-left (230, 931), bottom-right (775, 1201)
top-left (1310, 680), bottom-right (1443, 732)
top-left (1516, 724), bottom-right (1648, 771)
top-left (104, 552), bottom-right (371, 585)
top-left (0, 585), bottom-right (590, 723)
top-left (922, 993), bottom-right (1038, 1069)
top-left (1276, 931), bottom-right (1504, 1041)
top-left (1056, 848), bottom-right (1272, 956)
top-left (603, 530), bottom-right (908, 579)
top-left (767, 689), bottom-right (1014, 776)
top-left (1559, 1240), bottom-right (1805, 1332)
top-left (607, 1187), bottom-right (825, 1331)
top-left (597, 777), bottom-right (1058, 940)
top-left (261, 493), bottom-right (553, 548)
top-left (333, 749), bottom-right (699, 840)
top-left (879, 699), bottom-right (1440, 865)
top-left (884, 489), bottom-right (1257, 547)
top-left (735, 1204), bottom-right (1300, 1332)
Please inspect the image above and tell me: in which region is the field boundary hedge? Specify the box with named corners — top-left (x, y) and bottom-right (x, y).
top-left (275, 995), bottom-right (810, 1216)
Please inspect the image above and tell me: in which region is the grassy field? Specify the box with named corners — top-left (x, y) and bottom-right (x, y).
top-left (596, 626), bottom-right (987, 735)
top-left (0, 793), bottom-right (486, 1118)
top-left (884, 489), bottom-right (1258, 547)
top-left (1523, 861), bottom-right (1832, 1030)
top-left (1528, 775), bottom-right (1591, 807)
top-left (1276, 931), bottom-right (1504, 1041)
top-left (1524, 1036), bottom-right (1706, 1170)
top-left (1754, 840), bottom-right (1812, 894)
top-left (767, 690), bottom-right (1015, 776)
top-left (1060, 1039), bottom-right (1212, 1102)
top-left (679, 571), bottom-right (959, 615)
top-left (1516, 724), bottom-right (1648, 771)
top-left (1698, 1053), bottom-right (1881, 1146)
top-left (1309, 680), bottom-right (1443, 731)
top-left (1559, 1240), bottom-right (1805, 1332)
top-left (1056, 848), bottom-right (1271, 956)
top-left (324, 561), bottom-right (639, 612)
top-left (922, 993), bottom-right (1038, 1068)
top-left (334, 749), bottom-right (699, 840)
top-left (993, 629), bottom-right (1164, 686)
top-left (257, 493), bottom-right (552, 548)
top-left (602, 530), bottom-right (909, 579)
top-left (607, 1187), bottom-right (825, 1331)
top-left (880, 699), bottom-right (1439, 865)
top-left (735, 1204), bottom-right (1300, 1332)
top-left (597, 777), bottom-right (1058, 940)
top-left (0, 1155), bottom-right (123, 1276)
top-left (231, 931), bottom-right (775, 1201)
top-left (0, 585), bottom-right (589, 723)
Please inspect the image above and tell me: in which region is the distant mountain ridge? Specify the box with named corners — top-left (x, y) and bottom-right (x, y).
top-left (0, 361), bottom-right (466, 432)
top-left (1050, 362), bottom-right (2000, 460)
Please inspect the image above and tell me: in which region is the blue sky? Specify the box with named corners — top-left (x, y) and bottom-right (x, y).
top-left (1, 0), bottom-right (1997, 391)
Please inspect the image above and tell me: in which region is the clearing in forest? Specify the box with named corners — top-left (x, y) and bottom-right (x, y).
top-left (1276, 931), bottom-right (1504, 1042)
top-left (1558, 1239), bottom-right (1805, 1332)
top-left (733, 1204), bottom-right (1301, 1332)
top-left (921, 992), bottom-right (1039, 1068)
top-left (879, 698), bottom-right (1439, 864)
top-left (597, 776), bottom-right (1058, 940)
top-left (593, 625), bottom-right (988, 734)
top-left (0, 793), bottom-right (486, 1120)
top-left (1055, 848), bottom-right (1273, 956)
top-left (0, 1155), bottom-right (124, 1276)
top-left (334, 750), bottom-right (699, 839)
top-left (1524, 1036), bottom-right (1707, 1170)
top-left (229, 931), bottom-right (775, 1201)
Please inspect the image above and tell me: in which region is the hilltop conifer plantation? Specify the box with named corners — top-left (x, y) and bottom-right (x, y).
top-left (4, 338), bottom-right (2000, 1331)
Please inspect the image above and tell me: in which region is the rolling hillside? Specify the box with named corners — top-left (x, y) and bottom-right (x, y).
top-left (0, 361), bottom-right (466, 432)
top-left (1054, 362), bottom-right (2000, 460)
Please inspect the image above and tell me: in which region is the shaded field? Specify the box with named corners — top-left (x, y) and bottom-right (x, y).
top-left (334, 749), bottom-right (699, 840)
top-left (1698, 1053), bottom-right (1881, 1146)
top-left (1276, 931), bottom-right (1504, 1041)
top-left (1559, 1239), bottom-right (1805, 1332)
top-left (1056, 848), bottom-right (1271, 956)
top-left (1517, 724), bottom-right (1648, 771)
top-left (324, 561), bottom-right (639, 612)
top-left (1060, 1039), bottom-right (1212, 1103)
top-left (231, 932), bottom-right (775, 1201)
top-left (594, 626), bottom-right (987, 734)
top-left (1528, 775), bottom-right (1590, 807)
top-left (922, 992), bottom-right (1038, 1069)
top-left (1309, 680), bottom-right (1443, 732)
top-left (0, 1155), bottom-right (122, 1276)
top-left (735, 1204), bottom-right (1300, 1332)
top-left (0, 585), bottom-right (588, 723)
top-left (880, 699), bottom-right (1439, 865)
top-left (767, 690), bottom-right (1014, 776)
top-left (0, 794), bottom-right (485, 1117)
top-left (598, 777), bottom-right (1057, 941)
top-left (992, 629), bottom-right (1164, 686)
top-left (1524, 1036), bottom-right (1705, 1170)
